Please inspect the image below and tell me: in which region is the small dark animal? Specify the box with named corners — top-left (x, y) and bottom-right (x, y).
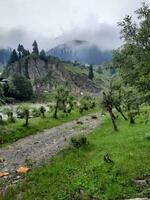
top-left (104, 153), bottom-right (114, 163)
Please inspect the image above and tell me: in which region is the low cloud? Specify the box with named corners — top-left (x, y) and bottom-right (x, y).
top-left (0, 21), bottom-right (122, 51)
top-left (54, 22), bottom-right (121, 50)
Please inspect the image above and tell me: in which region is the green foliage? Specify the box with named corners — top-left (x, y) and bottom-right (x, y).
top-left (0, 106), bottom-right (97, 145)
top-left (32, 107), bottom-right (41, 118)
top-left (21, 105), bottom-right (30, 127)
top-left (2, 116), bottom-right (150, 199)
top-left (79, 95), bottom-right (96, 113)
top-left (3, 107), bottom-right (15, 123)
top-left (70, 135), bottom-right (88, 148)
top-left (8, 49), bottom-right (18, 65)
top-left (0, 84), bottom-right (5, 105)
top-left (88, 64), bottom-right (94, 80)
top-left (113, 3), bottom-right (150, 104)
top-left (32, 40), bottom-right (39, 55)
top-left (39, 105), bottom-right (46, 118)
top-left (10, 74), bottom-right (33, 100)
top-left (17, 44), bottom-right (30, 58)
top-left (53, 86), bottom-right (74, 118)
top-left (39, 49), bottom-right (47, 61)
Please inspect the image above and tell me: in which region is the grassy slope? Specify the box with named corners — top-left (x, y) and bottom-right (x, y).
top-left (0, 108), bottom-right (97, 145)
top-left (2, 117), bottom-right (150, 200)
top-left (64, 63), bottom-right (102, 81)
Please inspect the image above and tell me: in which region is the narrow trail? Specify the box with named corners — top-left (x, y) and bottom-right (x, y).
top-left (0, 113), bottom-right (100, 189)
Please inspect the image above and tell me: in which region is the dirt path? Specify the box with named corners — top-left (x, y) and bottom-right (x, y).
top-left (0, 113), bottom-right (100, 188)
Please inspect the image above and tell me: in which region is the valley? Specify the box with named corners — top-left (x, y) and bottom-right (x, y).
top-left (0, 2), bottom-right (150, 200)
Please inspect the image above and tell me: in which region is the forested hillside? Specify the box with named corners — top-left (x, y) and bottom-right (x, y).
top-left (48, 40), bottom-right (112, 64)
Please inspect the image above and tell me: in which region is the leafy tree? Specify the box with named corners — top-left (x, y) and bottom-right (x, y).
top-left (121, 86), bottom-right (141, 124)
top-left (32, 40), bottom-right (39, 55)
top-left (22, 106), bottom-right (30, 127)
top-left (113, 3), bottom-right (150, 104)
top-left (66, 95), bottom-right (74, 113)
top-left (4, 108), bottom-right (15, 123)
top-left (101, 91), bottom-right (118, 131)
top-left (53, 86), bottom-right (73, 118)
top-left (8, 49), bottom-right (18, 65)
top-left (11, 74), bottom-right (33, 100)
top-left (39, 106), bottom-right (46, 118)
top-left (88, 64), bottom-right (94, 80)
top-left (0, 84), bottom-right (5, 105)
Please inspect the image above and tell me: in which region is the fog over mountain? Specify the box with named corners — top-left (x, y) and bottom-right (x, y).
top-left (0, 0), bottom-right (149, 65)
top-left (0, 21), bottom-right (121, 51)
top-left (1, 0), bottom-right (149, 51)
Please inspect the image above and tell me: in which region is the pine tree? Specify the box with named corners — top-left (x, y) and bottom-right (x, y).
top-left (39, 49), bottom-right (46, 60)
top-left (88, 64), bottom-right (94, 80)
top-left (32, 40), bottom-right (39, 55)
top-left (8, 49), bottom-right (18, 65)
top-left (17, 44), bottom-right (22, 58)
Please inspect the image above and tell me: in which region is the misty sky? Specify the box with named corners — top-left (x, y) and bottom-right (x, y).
top-left (0, 0), bottom-right (150, 50)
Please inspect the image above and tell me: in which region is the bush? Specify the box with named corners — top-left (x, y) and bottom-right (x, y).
top-left (32, 108), bottom-right (41, 118)
top-left (145, 133), bottom-right (150, 140)
top-left (10, 74), bottom-right (33, 101)
top-left (70, 135), bottom-right (88, 148)
top-left (16, 106), bottom-right (24, 118)
top-left (79, 95), bottom-right (96, 113)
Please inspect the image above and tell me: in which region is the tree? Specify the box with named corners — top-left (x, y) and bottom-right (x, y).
top-left (121, 86), bottom-right (141, 124)
top-left (88, 64), bottom-right (94, 80)
top-left (102, 91), bottom-right (118, 131)
top-left (8, 49), bottom-right (18, 65)
top-left (22, 106), bottom-right (30, 127)
top-left (17, 44), bottom-right (22, 59)
top-left (4, 108), bottom-right (15, 123)
top-left (53, 86), bottom-right (73, 118)
top-left (32, 40), bottom-right (39, 55)
top-left (39, 50), bottom-right (46, 60)
top-left (39, 106), bottom-right (46, 118)
top-left (113, 3), bottom-right (150, 104)
top-left (18, 44), bottom-right (30, 58)
top-left (11, 74), bottom-right (33, 100)
top-left (0, 84), bottom-right (5, 105)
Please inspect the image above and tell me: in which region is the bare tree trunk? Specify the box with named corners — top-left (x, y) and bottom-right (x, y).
top-left (53, 101), bottom-right (58, 119)
top-left (25, 116), bottom-right (29, 127)
top-left (115, 105), bottom-right (127, 121)
top-left (109, 110), bottom-right (118, 131)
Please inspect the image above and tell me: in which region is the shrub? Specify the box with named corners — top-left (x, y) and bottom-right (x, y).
top-left (16, 106), bottom-right (24, 118)
top-left (39, 106), bottom-right (46, 118)
top-left (145, 133), bottom-right (150, 140)
top-left (32, 107), bottom-right (41, 118)
top-left (10, 74), bottom-right (33, 101)
top-left (70, 135), bottom-right (88, 148)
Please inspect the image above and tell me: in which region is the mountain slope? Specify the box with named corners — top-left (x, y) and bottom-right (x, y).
top-left (2, 55), bottom-right (100, 94)
top-left (47, 40), bottom-right (112, 65)
top-left (0, 48), bottom-right (11, 67)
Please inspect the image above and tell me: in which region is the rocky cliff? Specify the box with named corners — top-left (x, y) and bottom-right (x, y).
top-left (3, 55), bottom-right (100, 94)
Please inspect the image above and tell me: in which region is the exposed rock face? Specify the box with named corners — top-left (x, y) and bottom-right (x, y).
top-left (3, 56), bottom-right (99, 94)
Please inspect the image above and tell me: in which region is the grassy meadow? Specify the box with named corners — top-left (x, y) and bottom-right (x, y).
top-left (0, 106), bottom-right (98, 146)
top-left (2, 115), bottom-right (150, 200)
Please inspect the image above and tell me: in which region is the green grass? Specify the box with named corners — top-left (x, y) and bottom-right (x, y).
top-left (0, 108), bottom-right (98, 146)
top-left (64, 63), bottom-right (101, 81)
top-left (1, 116), bottom-right (150, 200)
